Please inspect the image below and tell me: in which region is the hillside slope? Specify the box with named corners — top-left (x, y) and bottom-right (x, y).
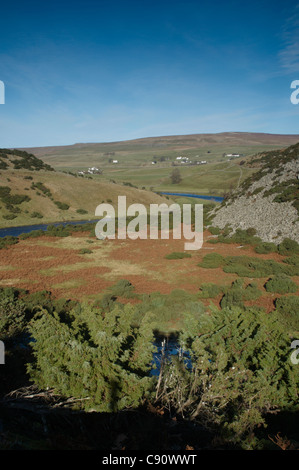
top-left (0, 149), bottom-right (171, 227)
top-left (209, 142), bottom-right (299, 243)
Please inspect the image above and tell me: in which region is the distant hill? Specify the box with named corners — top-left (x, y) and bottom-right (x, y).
top-left (17, 132), bottom-right (299, 170)
top-left (19, 132), bottom-right (299, 155)
top-left (210, 142), bottom-right (299, 243)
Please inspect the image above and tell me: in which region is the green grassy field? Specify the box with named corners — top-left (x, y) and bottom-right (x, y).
top-left (22, 132), bottom-right (299, 197)
top-left (89, 160), bottom-right (256, 196)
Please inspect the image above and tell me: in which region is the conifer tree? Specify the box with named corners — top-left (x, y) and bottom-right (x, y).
top-left (27, 303), bottom-right (156, 412)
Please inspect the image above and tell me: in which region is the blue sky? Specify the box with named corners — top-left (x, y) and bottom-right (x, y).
top-left (0, 0), bottom-right (299, 147)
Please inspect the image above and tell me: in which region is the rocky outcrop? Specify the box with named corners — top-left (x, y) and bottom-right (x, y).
top-left (209, 146), bottom-right (299, 244)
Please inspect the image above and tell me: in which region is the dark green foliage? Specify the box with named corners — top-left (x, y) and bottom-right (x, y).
top-left (264, 275), bottom-right (297, 294)
top-left (264, 179), bottom-right (299, 215)
top-left (0, 236), bottom-right (19, 250)
top-left (223, 255), bottom-right (299, 277)
top-left (2, 214), bottom-right (17, 220)
top-left (207, 227), bottom-right (262, 247)
top-left (220, 279), bottom-right (261, 309)
top-left (159, 306), bottom-right (299, 446)
top-left (76, 208), bottom-right (88, 214)
top-left (208, 226), bottom-right (221, 235)
top-left (30, 181), bottom-right (52, 197)
top-left (122, 181), bottom-right (138, 189)
top-left (3, 194), bottom-right (31, 205)
top-left (245, 227), bottom-right (257, 236)
top-left (19, 230), bottom-right (46, 239)
top-left (109, 279), bottom-right (136, 298)
top-left (170, 168), bottom-right (182, 184)
top-left (0, 148), bottom-right (54, 172)
top-left (1, 277), bottom-right (299, 447)
top-left (79, 248), bottom-right (92, 254)
top-left (132, 289), bottom-right (204, 334)
top-left (283, 254), bottom-right (299, 268)
top-left (46, 225), bottom-right (70, 237)
top-left (27, 303), bottom-right (156, 412)
top-left (30, 211), bottom-right (43, 218)
top-left (275, 296), bottom-right (299, 331)
top-left (221, 228), bottom-right (262, 246)
top-left (278, 238), bottom-right (299, 256)
top-left (255, 242), bottom-right (278, 254)
top-left (0, 287), bottom-right (28, 340)
top-left (198, 252), bottom-right (224, 268)
top-left (0, 186), bottom-right (30, 209)
top-left (54, 200), bottom-right (70, 210)
top-left (0, 160), bottom-right (8, 169)
top-left (0, 186), bottom-right (11, 198)
top-left (165, 252), bottom-right (191, 260)
top-left (199, 283), bottom-right (223, 299)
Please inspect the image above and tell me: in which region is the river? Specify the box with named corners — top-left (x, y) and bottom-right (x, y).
top-left (0, 193), bottom-right (223, 238)
top-left (0, 219), bottom-right (96, 238)
top-left (160, 192), bottom-right (224, 202)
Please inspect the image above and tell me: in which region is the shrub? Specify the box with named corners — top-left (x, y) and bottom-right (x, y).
top-left (0, 287), bottom-right (28, 340)
top-left (198, 253), bottom-right (224, 268)
top-left (216, 228), bottom-right (262, 247)
top-left (76, 208), bottom-right (88, 214)
top-left (220, 279), bottom-right (261, 309)
top-left (46, 225), bottom-right (70, 237)
top-left (19, 230), bottom-right (45, 239)
top-left (30, 181), bottom-right (52, 197)
top-left (54, 200), bottom-right (70, 210)
top-left (223, 255), bottom-right (299, 277)
top-left (30, 211), bottom-right (43, 218)
top-left (275, 296), bottom-right (299, 331)
top-left (79, 248), bottom-right (92, 254)
top-left (208, 226), bottom-right (221, 235)
top-left (199, 283), bottom-right (223, 299)
top-left (255, 242), bottom-right (278, 254)
top-left (0, 186), bottom-right (11, 198)
top-left (246, 227), bottom-right (257, 236)
top-left (132, 288), bottom-right (203, 333)
top-left (0, 236), bottom-right (19, 249)
top-left (27, 303), bottom-right (156, 412)
top-left (159, 306), bottom-right (299, 446)
top-left (109, 279), bottom-right (136, 298)
top-left (2, 214), bottom-right (17, 220)
top-left (165, 252), bottom-right (192, 260)
top-left (264, 276), bottom-right (297, 294)
top-left (278, 238), bottom-right (299, 256)
top-left (283, 255), bottom-right (299, 268)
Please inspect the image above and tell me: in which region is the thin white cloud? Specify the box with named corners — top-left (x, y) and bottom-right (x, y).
top-left (279, 3), bottom-right (299, 73)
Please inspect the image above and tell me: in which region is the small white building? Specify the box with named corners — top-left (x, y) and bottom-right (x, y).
top-left (112, 160), bottom-right (118, 164)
